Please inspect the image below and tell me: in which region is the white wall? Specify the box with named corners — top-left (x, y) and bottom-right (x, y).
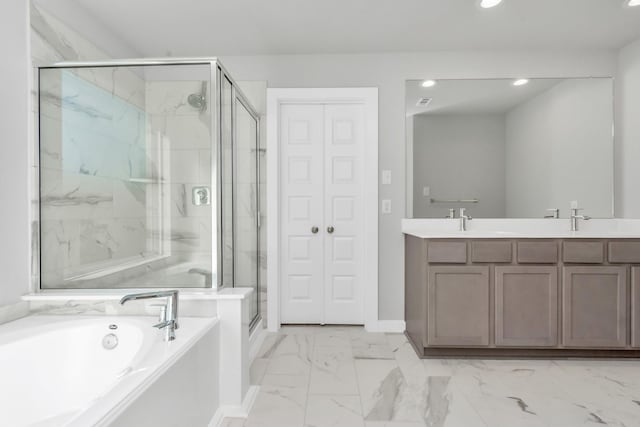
top-left (412, 114), bottom-right (506, 218)
top-left (0, 0), bottom-right (30, 307)
top-left (617, 39), bottom-right (640, 218)
top-left (220, 51), bottom-right (616, 319)
top-left (505, 79), bottom-right (614, 218)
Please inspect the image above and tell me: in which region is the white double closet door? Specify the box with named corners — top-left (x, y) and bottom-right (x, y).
top-left (280, 103), bottom-right (365, 325)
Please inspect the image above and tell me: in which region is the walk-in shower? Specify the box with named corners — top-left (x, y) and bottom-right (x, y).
top-left (36, 58), bottom-right (261, 326)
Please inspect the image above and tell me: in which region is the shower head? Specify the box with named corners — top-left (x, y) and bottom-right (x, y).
top-left (188, 81), bottom-right (207, 112)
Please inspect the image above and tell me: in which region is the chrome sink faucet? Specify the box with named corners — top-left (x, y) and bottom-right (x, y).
top-left (570, 208), bottom-right (591, 232)
top-left (120, 290), bottom-right (179, 341)
top-left (446, 208), bottom-right (456, 219)
top-left (459, 208), bottom-right (472, 231)
top-left (545, 208), bottom-right (560, 219)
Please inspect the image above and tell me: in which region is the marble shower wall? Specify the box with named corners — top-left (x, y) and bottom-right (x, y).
top-left (145, 80), bottom-right (214, 278)
top-left (30, 5), bottom-right (142, 288)
top-left (38, 68), bottom-right (150, 287)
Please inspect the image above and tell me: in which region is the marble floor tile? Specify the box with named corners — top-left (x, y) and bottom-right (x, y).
top-left (225, 327), bottom-right (640, 427)
top-left (250, 357), bottom-right (268, 385)
top-left (261, 373), bottom-right (309, 390)
top-left (315, 329), bottom-right (352, 347)
top-left (309, 346), bottom-right (359, 395)
top-left (220, 417), bottom-right (246, 427)
top-left (266, 334), bottom-right (314, 376)
top-left (305, 395), bottom-right (364, 427)
top-left (244, 385), bottom-right (307, 427)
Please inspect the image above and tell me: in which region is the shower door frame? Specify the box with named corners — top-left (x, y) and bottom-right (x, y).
top-left (35, 58), bottom-right (262, 318)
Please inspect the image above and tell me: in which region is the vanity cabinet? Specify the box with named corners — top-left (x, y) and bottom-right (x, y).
top-left (405, 236), bottom-right (640, 358)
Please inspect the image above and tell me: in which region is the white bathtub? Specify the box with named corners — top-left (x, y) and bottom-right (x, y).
top-left (0, 315), bottom-right (219, 427)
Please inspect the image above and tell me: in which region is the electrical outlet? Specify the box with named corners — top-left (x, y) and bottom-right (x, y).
top-left (382, 170), bottom-right (391, 185)
top-left (382, 199), bottom-right (392, 214)
top-left (423, 186), bottom-right (430, 197)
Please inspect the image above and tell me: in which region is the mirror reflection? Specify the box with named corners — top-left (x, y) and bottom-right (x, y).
top-left (406, 78), bottom-right (614, 219)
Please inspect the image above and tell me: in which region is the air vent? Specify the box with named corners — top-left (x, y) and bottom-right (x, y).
top-left (416, 97), bottom-right (432, 107)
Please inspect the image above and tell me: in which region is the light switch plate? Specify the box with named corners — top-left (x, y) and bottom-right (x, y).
top-left (423, 186), bottom-right (430, 197)
top-left (382, 170), bottom-right (391, 185)
top-left (382, 199), bottom-right (392, 214)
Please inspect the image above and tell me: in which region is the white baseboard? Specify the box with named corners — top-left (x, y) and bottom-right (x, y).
top-left (209, 386), bottom-right (260, 427)
top-left (366, 320), bottom-right (406, 333)
top-left (248, 320), bottom-right (267, 362)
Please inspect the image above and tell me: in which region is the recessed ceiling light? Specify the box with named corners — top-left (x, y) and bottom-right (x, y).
top-left (480, 0), bottom-right (503, 8)
top-left (513, 79), bottom-right (529, 86)
top-left (421, 80), bottom-right (437, 88)
top-left (628, 0), bottom-right (640, 6)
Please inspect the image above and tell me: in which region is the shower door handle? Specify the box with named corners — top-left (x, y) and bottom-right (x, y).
top-left (311, 226), bottom-right (319, 234)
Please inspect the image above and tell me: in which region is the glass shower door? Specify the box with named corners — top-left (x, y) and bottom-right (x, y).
top-left (234, 97), bottom-right (260, 324)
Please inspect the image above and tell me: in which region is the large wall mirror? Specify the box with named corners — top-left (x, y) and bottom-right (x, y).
top-left (405, 77), bottom-right (614, 219)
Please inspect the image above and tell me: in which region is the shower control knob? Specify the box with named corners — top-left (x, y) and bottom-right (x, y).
top-left (311, 226), bottom-right (319, 234)
top-left (327, 226), bottom-right (335, 234)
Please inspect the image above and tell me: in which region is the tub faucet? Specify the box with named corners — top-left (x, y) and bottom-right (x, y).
top-left (570, 208), bottom-right (591, 232)
top-left (459, 208), bottom-right (472, 231)
top-left (188, 268), bottom-right (213, 287)
top-left (120, 290), bottom-right (179, 341)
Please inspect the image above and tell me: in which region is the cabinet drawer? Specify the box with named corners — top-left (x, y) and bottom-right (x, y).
top-left (427, 242), bottom-right (467, 263)
top-left (609, 241), bottom-right (640, 263)
top-left (563, 241), bottom-right (604, 264)
top-left (471, 241), bottom-right (512, 263)
top-left (517, 241), bottom-right (558, 264)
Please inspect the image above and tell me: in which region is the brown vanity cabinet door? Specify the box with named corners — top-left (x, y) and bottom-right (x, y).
top-left (495, 266), bottom-right (558, 347)
top-left (562, 266), bottom-right (628, 348)
top-left (427, 266), bottom-right (490, 347)
top-left (633, 267), bottom-right (640, 348)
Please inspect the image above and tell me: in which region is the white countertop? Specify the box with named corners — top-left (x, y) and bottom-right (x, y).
top-left (402, 218), bottom-right (640, 239)
top-left (22, 287), bottom-right (254, 302)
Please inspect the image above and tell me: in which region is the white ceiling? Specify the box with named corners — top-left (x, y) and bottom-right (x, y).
top-left (405, 78), bottom-right (571, 116)
top-left (37, 0), bottom-right (640, 56)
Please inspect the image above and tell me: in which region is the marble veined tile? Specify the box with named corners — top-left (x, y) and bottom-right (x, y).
top-left (309, 346), bottom-right (359, 395)
top-left (249, 358), bottom-right (268, 386)
top-left (266, 334), bottom-right (314, 376)
top-left (315, 329), bottom-right (352, 347)
top-left (244, 384), bottom-right (307, 427)
top-left (220, 418), bottom-right (245, 427)
top-left (305, 395), bottom-right (364, 427)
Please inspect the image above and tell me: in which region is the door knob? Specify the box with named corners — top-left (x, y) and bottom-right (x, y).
top-left (327, 226), bottom-right (335, 234)
top-left (311, 226), bottom-right (319, 234)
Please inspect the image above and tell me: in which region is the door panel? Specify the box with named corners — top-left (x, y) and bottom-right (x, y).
top-left (562, 266), bottom-right (628, 348)
top-left (427, 266), bottom-right (490, 346)
top-left (323, 104), bottom-right (365, 324)
top-left (495, 266), bottom-right (558, 347)
top-left (633, 267), bottom-right (640, 348)
top-left (280, 104), bottom-right (324, 323)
